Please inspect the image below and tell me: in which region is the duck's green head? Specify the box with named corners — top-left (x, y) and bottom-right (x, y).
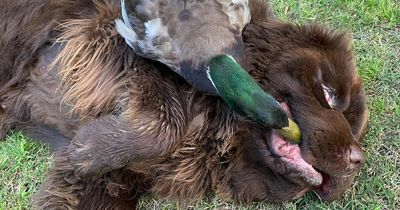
top-left (207, 55), bottom-right (302, 144)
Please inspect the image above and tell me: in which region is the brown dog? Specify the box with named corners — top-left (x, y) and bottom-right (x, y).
top-left (0, 0), bottom-right (367, 209)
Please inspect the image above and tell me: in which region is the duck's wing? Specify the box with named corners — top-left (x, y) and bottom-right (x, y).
top-left (116, 0), bottom-right (178, 68)
top-left (116, 0), bottom-right (251, 94)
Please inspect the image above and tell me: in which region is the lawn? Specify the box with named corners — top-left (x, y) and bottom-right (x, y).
top-left (1, 0), bottom-right (399, 209)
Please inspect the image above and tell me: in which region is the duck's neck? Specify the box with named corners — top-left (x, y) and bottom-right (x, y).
top-left (179, 61), bottom-right (219, 95)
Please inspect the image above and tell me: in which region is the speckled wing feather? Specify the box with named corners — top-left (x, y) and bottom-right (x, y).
top-left (115, 0), bottom-right (251, 75)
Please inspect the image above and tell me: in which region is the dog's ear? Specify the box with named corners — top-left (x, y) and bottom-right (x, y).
top-left (309, 68), bottom-right (368, 141)
top-left (282, 49), bottom-right (337, 110)
top-left (343, 76), bottom-right (368, 141)
top-left (309, 65), bottom-right (352, 112)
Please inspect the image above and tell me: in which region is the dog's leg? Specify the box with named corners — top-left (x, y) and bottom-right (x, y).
top-left (32, 148), bottom-right (85, 210)
top-left (68, 112), bottom-right (191, 178)
top-left (33, 148), bottom-right (142, 210)
top-left (19, 124), bottom-right (71, 152)
top-left (69, 114), bottom-right (150, 178)
top-left (77, 169), bottom-right (144, 210)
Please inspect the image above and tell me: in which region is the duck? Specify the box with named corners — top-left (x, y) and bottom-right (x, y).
top-left (115, 0), bottom-right (301, 143)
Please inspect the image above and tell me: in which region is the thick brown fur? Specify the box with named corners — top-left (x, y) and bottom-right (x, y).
top-left (0, 0), bottom-right (368, 209)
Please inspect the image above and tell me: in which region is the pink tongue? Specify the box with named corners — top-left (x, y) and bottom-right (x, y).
top-left (270, 130), bottom-right (323, 186)
top-left (269, 102), bottom-right (323, 186)
top-left (270, 130), bottom-right (300, 159)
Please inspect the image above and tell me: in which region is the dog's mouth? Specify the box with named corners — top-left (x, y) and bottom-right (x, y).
top-left (266, 102), bottom-right (339, 199)
top-left (268, 129), bottom-right (323, 186)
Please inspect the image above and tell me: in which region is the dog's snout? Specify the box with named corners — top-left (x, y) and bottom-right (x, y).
top-left (348, 144), bottom-right (365, 170)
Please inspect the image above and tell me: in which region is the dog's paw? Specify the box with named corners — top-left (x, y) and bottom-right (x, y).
top-left (68, 142), bottom-right (124, 179)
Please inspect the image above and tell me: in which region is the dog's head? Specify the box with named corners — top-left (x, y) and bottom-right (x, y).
top-left (228, 14), bottom-right (367, 202)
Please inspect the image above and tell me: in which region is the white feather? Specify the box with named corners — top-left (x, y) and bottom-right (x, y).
top-left (205, 66), bottom-right (219, 93)
top-left (115, 19), bottom-right (137, 48)
top-left (121, 0), bottom-right (132, 28)
top-left (144, 18), bottom-right (164, 39)
top-left (226, 54), bottom-right (238, 63)
top-left (137, 18), bottom-right (170, 56)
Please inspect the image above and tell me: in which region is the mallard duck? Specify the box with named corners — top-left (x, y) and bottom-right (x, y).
top-left (115, 0), bottom-right (301, 142)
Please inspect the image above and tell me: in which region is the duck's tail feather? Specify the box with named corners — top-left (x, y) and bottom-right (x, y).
top-left (115, 19), bottom-right (137, 48)
top-left (121, 0), bottom-right (131, 28)
top-left (116, 0), bottom-right (138, 48)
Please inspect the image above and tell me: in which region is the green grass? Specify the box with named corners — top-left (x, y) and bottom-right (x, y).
top-left (0, 132), bottom-right (51, 209)
top-left (1, 0), bottom-right (399, 209)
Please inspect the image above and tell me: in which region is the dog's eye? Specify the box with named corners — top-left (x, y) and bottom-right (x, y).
top-left (322, 84), bottom-right (336, 109)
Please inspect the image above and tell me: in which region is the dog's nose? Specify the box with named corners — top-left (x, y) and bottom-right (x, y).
top-left (349, 144), bottom-right (365, 170)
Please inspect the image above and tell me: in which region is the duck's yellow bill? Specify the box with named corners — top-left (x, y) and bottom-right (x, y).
top-left (276, 118), bottom-right (302, 144)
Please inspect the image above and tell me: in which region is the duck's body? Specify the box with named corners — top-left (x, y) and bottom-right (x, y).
top-left (116, 0), bottom-right (251, 94)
